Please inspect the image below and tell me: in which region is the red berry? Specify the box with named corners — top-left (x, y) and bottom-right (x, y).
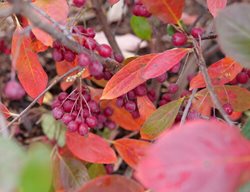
top-left (64, 50), bottom-right (76, 62)
top-left (78, 54), bottom-right (91, 67)
top-left (52, 99), bottom-right (61, 109)
top-left (89, 61), bottom-right (104, 77)
top-left (58, 92), bottom-right (68, 101)
top-left (86, 116), bottom-right (98, 128)
top-left (236, 72), bottom-right (249, 84)
top-left (168, 83), bottom-right (179, 94)
top-left (4, 80), bottom-right (25, 101)
top-left (158, 99), bottom-right (168, 106)
top-left (73, 25), bottom-right (86, 34)
top-left (172, 32), bottom-right (187, 47)
top-left (82, 108), bottom-right (90, 118)
top-left (162, 93), bottom-right (172, 102)
top-left (170, 63), bottom-right (181, 73)
top-left (104, 107), bottom-right (113, 117)
top-left (86, 28), bottom-right (96, 38)
top-left (97, 44), bottom-right (112, 58)
top-left (97, 114), bottom-right (107, 123)
top-left (103, 71), bottom-right (113, 80)
top-left (61, 113), bottom-right (73, 125)
top-left (52, 41), bottom-right (61, 49)
top-left (125, 101), bottom-right (136, 112)
top-left (52, 107), bottom-right (64, 120)
top-left (127, 90), bottom-right (136, 100)
top-left (52, 49), bottom-right (64, 62)
top-left (131, 110), bottom-right (140, 119)
top-left (63, 100), bottom-right (74, 113)
top-left (229, 78), bottom-right (238, 85)
top-left (156, 73), bottom-right (168, 83)
top-left (223, 103), bottom-right (233, 115)
top-left (67, 121), bottom-right (79, 132)
top-left (83, 38), bottom-right (97, 50)
top-left (247, 70), bottom-right (250, 78)
top-left (88, 100), bottom-right (100, 113)
top-left (116, 97), bottom-right (124, 107)
top-left (191, 27), bottom-right (204, 38)
top-left (78, 123), bottom-right (89, 136)
top-left (134, 84), bottom-right (147, 96)
top-left (132, 4), bottom-right (141, 16)
top-left (105, 120), bottom-right (116, 130)
top-left (73, 0), bottom-right (86, 7)
top-left (114, 53), bottom-right (124, 63)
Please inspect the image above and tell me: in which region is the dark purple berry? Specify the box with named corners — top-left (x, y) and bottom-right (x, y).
top-left (78, 53), bottom-right (91, 67)
top-left (89, 61), bottom-right (104, 77)
top-left (114, 53), bottom-right (124, 63)
top-left (83, 38), bottom-right (97, 50)
top-left (52, 49), bottom-right (64, 62)
top-left (131, 110), bottom-right (140, 119)
top-left (88, 100), bottom-right (100, 113)
top-left (125, 101), bottom-right (136, 112)
top-left (156, 73), bottom-right (167, 83)
top-left (97, 114), bottom-right (107, 123)
top-left (104, 107), bottom-right (113, 117)
top-left (168, 83), bottom-right (179, 94)
top-left (63, 100), bottom-right (74, 113)
top-left (116, 97), bottom-right (124, 107)
top-left (86, 116), bottom-right (98, 128)
top-left (64, 50), bottom-right (76, 62)
top-left (105, 120), bottom-right (116, 130)
top-left (134, 84), bottom-right (147, 96)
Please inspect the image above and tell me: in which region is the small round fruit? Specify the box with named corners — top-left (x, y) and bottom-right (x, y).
top-left (223, 103), bottom-right (233, 115)
top-left (172, 32), bottom-right (187, 47)
top-left (125, 101), bottom-right (137, 112)
top-left (78, 53), bottom-right (91, 67)
top-left (52, 107), bottom-right (64, 120)
top-left (61, 113), bottom-right (73, 125)
top-left (64, 50), bottom-right (76, 62)
top-left (89, 61), bottom-right (104, 77)
top-left (97, 44), bottom-right (112, 58)
top-left (134, 84), bottom-right (147, 96)
top-left (168, 83), bottom-right (179, 94)
top-left (52, 49), bottom-right (64, 62)
top-left (78, 123), bottom-right (89, 136)
top-left (67, 121), bottom-right (79, 132)
top-left (191, 27), bottom-right (204, 38)
top-left (86, 116), bottom-right (98, 128)
top-left (236, 72), bottom-right (249, 84)
top-left (4, 80), bottom-right (25, 101)
top-left (73, 0), bottom-right (86, 7)
top-left (104, 107), bottom-right (113, 117)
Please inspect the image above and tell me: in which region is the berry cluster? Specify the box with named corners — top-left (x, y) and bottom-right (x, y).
top-left (230, 69), bottom-right (250, 85)
top-left (4, 80), bottom-right (26, 101)
top-left (132, 0), bottom-right (151, 17)
top-left (52, 87), bottom-right (116, 136)
top-left (52, 25), bottom-right (124, 80)
top-left (172, 27), bottom-right (204, 47)
top-left (116, 83), bottom-right (156, 118)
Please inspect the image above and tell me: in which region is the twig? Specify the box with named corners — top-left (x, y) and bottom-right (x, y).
top-left (200, 33), bottom-right (217, 40)
top-left (180, 88), bottom-right (198, 125)
top-left (192, 38), bottom-right (234, 126)
top-left (92, 0), bottom-right (123, 56)
top-left (13, 0), bottom-right (119, 71)
top-left (6, 66), bottom-right (81, 129)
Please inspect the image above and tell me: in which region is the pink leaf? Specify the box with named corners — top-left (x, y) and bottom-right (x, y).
top-left (207, 0), bottom-right (227, 17)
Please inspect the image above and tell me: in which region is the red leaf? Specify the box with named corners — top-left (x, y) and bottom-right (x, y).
top-left (192, 85), bottom-right (250, 115)
top-left (31, 38), bottom-right (48, 53)
top-left (12, 27), bottom-right (48, 104)
top-left (141, 0), bottom-right (185, 24)
top-left (108, 0), bottom-right (120, 5)
top-left (0, 102), bottom-right (11, 118)
top-left (101, 54), bottom-right (157, 100)
top-left (137, 96), bottom-right (156, 123)
top-left (101, 100), bottom-right (144, 131)
top-left (142, 48), bottom-right (189, 79)
top-left (207, 0), bottom-right (227, 17)
top-left (190, 57), bottom-right (242, 90)
top-left (102, 48), bottom-right (188, 100)
top-left (66, 132), bottom-right (117, 164)
top-left (30, 0), bottom-right (69, 46)
top-left (79, 175), bottom-right (144, 192)
top-left (136, 120), bottom-right (250, 192)
top-left (114, 138), bottom-right (150, 169)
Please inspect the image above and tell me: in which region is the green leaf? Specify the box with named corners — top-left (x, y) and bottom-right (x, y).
top-left (88, 164), bottom-right (106, 179)
top-left (242, 118), bottom-right (250, 140)
top-left (20, 143), bottom-right (52, 192)
top-left (141, 98), bottom-right (184, 140)
top-left (0, 138), bottom-right (25, 192)
top-left (166, 25), bottom-right (176, 36)
top-left (130, 16), bottom-right (152, 40)
top-left (215, 3), bottom-right (250, 68)
top-left (239, 182), bottom-right (250, 192)
top-left (41, 113), bottom-right (66, 147)
top-left (53, 153), bottom-right (90, 191)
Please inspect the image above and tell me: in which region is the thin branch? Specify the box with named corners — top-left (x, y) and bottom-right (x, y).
top-left (14, 0), bottom-right (119, 70)
top-left (180, 88), bottom-right (198, 125)
top-left (200, 33), bottom-right (217, 40)
top-left (192, 38), bottom-right (234, 126)
top-left (6, 66), bottom-right (81, 129)
top-left (92, 0), bottom-right (123, 56)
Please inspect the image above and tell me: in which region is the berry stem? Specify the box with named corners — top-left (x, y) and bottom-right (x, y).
top-left (6, 66), bottom-right (81, 131)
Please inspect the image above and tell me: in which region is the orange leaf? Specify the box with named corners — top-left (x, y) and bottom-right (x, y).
top-left (101, 54), bottom-right (157, 100)
top-left (31, 38), bottom-right (48, 52)
top-left (141, 0), bottom-right (185, 24)
top-left (137, 96), bottom-right (156, 123)
top-left (192, 85), bottom-right (250, 115)
top-left (66, 132), bottom-right (117, 164)
top-left (114, 138), bottom-right (150, 169)
top-left (207, 0), bottom-right (227, 17)
top-left (190, 57), bottom-right (242, 90)
top-left (0, 102), bottom-right (11, 119)
top-left (30, 0), bottom-right (69, 46)
top-left (78, 175), bottom-right (144, 192)
top-left (12, 27), bottom-right (48, 104)
top-left (101, 100), bottom-right (144, 131)
top-left (102, 48), bottom-right (188, 100)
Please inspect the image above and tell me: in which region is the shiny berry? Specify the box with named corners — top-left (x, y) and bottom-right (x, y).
top-left (172, 32), bottom-right (187, 47)
top-left (223, 103), bottom-right (233, 115)
top-left (86, 116), bottom-right (98, 128)
top-left (73, 0), bottom-right (86, 7)
top-left (125, 101), bottom-right (136, 112)
top-left (61, 113), bottom-right (73, 125)
top-left (191, 27), bottom-right (204, 38)
top-left (89, 61), bottom-right (104, 77)
top-left (114, 53), bottom-right (124, 63)
top-left (97, 44), bottom-right (112, 58)
top-left (236, 72), bottom-right (249, 84)
top-left (83, 38), bottom-right (97, 50)
top-left (78, 53), bottom-right (91, 67)
top-left (86, 28), bottom-right (96, 38)
top-left (67, 121), bottom-right (79, 132)
top-left (52, 107), bottom-right (64, 120)
top-left (134, 84), bottom-right (147, 96)
top-left (63, 100), bottom-right (74, 113)
top-left (78, 123), bottom-right (89, 136)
